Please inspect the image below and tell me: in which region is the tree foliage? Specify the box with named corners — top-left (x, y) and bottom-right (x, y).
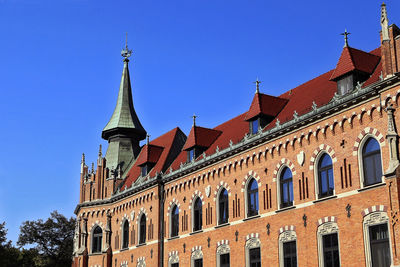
top-left (0, 211), bottom-right (75, 267)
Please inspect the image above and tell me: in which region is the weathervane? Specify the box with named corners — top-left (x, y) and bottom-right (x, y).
top-left (253, 78), bottom-right (262, 93)
top-left (121, 32), bottom-right (132, 60)
top-left (191, 114), bottom-right (198, 126)
top-left (340, 29), bottom-right (351, 47)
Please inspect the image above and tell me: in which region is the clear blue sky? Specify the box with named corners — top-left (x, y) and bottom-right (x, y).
top-left (0, 0), bottom-right (399, 244)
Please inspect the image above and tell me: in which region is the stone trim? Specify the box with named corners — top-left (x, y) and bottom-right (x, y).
top-left (189, 190), bottom-right (204, 209)
top-left (353, 127), bottom-right (385, 156)
top-left (273, 159), bottom-right (296, 180)
top-left (137, 256), bottom-right (145, 267)
top-left (317, 216), bottom-right (337, 226)
top-left (361, 205), bottom-right (388, 217)
top-left (309, 144), bottom-right (337, 170)
top-left (214, 181), bottom-right (232, 201)
top-left (136, 207), bottom-right (149, 222)
top-left (278, 225), bottom-right (296, 234)
top-left (167, 198), bottom-right (181, 216)
top-left (241, 171), bottom-right (261, 192)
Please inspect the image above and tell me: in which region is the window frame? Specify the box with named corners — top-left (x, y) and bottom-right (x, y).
top-left (121, 220), bottom-right (129, 249)
top-left (358, 136), bottom-right (384, 188)
top-left (170, 204), bottom-right (179, 238)
top-left (191, 248), bottom-right (203, 267)
top-left (216, 243), bottom-right (231, 267)
top-left (314, 153), bottom-right (335, 199)
top-left (278, 167), bottom-right (294, 209)
top-left (278, 230), bottom-right (297, 267)
top-left (192, 197), bottom-right (203, 232)
top-left (138, 214), bottom-right (146, 245)
top-left (91, 225), bottom-right (103, 254)
top-left (250, 118), bottom-right (260, 135)
top-left (245, 178), bottom-right (259, 218)
top-left (217, 188), bottom-right (229, 225)
top-left (245, 235), bottom-right (261, 267)
top-left (317, 221), bottom-right (341, 267)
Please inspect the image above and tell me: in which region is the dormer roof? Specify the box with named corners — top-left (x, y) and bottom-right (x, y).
top-left (135, 144), bottom-right (164, 166)
top-left (245, 93), bottom-right (288, 121)
top-left (182, 126), bottom-right (222, 151)
top-left (329, 46), bottom-right (380, 81)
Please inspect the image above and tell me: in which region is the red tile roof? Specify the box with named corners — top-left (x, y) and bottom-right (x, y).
top-left (135, 144), bottom-right (164, 166)
top-left (330, 47), bottom-right (380, 81)
top-left (182, 126), bottom-right (222, 150)
top-left (245, 93), bottom-right (288, 121)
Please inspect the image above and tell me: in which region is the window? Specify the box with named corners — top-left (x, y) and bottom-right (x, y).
top-left (139, 215), bottom-right (146, 244)
top-left (249, 247), bottom-right (261, 267)
top-left (317, 154), bottom-right (334, 198)
top-left (92, 226), bottom-right (102, 253)
top-left (171, 264), bottom-right (179, 267)
top-left (362, 138), bottom-right (382, 186)
top-left (194, 259), bottom-right (203, 267)
top-left (283, 241), bottom-right (297, 267)
top-left (280, 167), bottom-right (293, 208)
top-left (369, 224), bottom-right (391, 267)
top-left (171, 205), bottom-right (179, 237)
top-left (193, 197), bottom-right (202, 231)
top-left (322, 233), bottom-right (339, 267)
top-left (122, 220), bottom-right (129, 249)
top-left (250, 119), bottom-right (259, 135)
top-left (220, 253), bottom-right (230, 267)
top-left (337, 74), bottom-right (354, 95)
top-left (141, 165), bottom-right (148, 177)
top-left (188, 149), bottom-right (195, 162)
top-left (247, 178), bottom-right (259, 217)
top-left (218, 188), bottom-right (229, 224)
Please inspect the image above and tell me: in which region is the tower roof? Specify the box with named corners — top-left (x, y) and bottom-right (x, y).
top-left (102, 57), bottom-right (146, 140)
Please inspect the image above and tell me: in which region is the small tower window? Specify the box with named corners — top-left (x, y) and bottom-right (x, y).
top-left (337, 74), bottom-right (354, 95)
top-left (250, 119), bottom-right (259, 135)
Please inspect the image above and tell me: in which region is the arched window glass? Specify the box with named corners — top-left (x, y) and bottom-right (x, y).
top-left (318, 154), bottom-right (334, 198)
top-left (247, 178), bottom-right (259, 217)
top-left (362, 138), bottom-right (382, 186)
top-left (171, 205), bottom-right (179, 237)
top-left (92, 226), bottom-right (102, 253)
top-left (218, 188), bottom-right (229, 225)
top-left (139, 215), bottom-right (146, 244)
top-left (193, 198), bottom-right (202, 231)
top-left (280, 167), bottom-right (293, 209)
top-left (122, 220), bottom-right (129, 249)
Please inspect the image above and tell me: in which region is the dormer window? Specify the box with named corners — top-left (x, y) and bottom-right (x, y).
top-left (250, 118), bottom-right (259, 135)
top-left (140, 163), bottom-right (154, 177)
top-left (337, 74), bottom-right (354, 95)
top-left (188, 149), bottom-right (195, 162)
top-left (187, 147), bottom-right (204, 162)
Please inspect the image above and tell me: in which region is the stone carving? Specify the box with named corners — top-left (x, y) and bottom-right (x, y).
top-left (297, 151), bottom-right (305, 166)
top-left (245, 237), bottom-right (260, 249)
top-left (169, 254), bottom-right (179, 264)
top-left (279, 230), bottom-right (296, 243)
top-left (191, 249), bottom-right (203, 260)
top-left (205, 185), bottom-right (211, 198)
top-left (318, 222), bottom-right (338, 235)
top-left (137, 257), bottom-right (146, 267)
top-left (385, 104), bottom-right (400, 176)
top-left (216, 244), bottom-right (230, 255)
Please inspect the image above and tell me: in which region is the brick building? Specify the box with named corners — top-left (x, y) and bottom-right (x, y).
top-left (72, 3), bottom-right (400, 267)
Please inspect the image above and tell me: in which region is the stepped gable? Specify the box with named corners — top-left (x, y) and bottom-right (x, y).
top-left (182, 126), bottom-right (222, 151)
top-left (123, 127), bottom-right (186, 188)
top-left (245, 93), bottom-right (288, 121)
top-left (330, 46), bottom-right (380, 81)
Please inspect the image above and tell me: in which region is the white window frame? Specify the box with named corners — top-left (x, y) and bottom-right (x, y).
top-left (358, 135), bottom-right (384, 189)
top-left (191, 196), bottom-right (203, 232)
top-left (276, 165), bottom-right (295, 209)
top-left (244, 177), bottom-right (259, 218)
top-left (90, 224), bottom-right (103, 254)
top-left (317, 221), bottom-right (341, 267)
top-left (278, 230), bottom-right (297, 267)
top-left (191, 247), bottom-right (203, 267)
top-left (363, 211), bottom-right (393, 267)
top-left (168, 251), bottom-right (179, 267)
top-left (216, 187), bottom-right (229, 225)
top-left (169, 204), bottom-right (179, 238)
top-left (216, 243), bottom-right (230, 267)
top-left (245, 235), bottom-right (261, 267)
top-left (137, 213), bottom-right (147, 245)
top-left (313, 152), bottom-right (335, 199)
top-left (121, 219), bottom-right (130, 249)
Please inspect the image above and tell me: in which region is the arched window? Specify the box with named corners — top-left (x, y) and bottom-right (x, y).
top-left (92, 226), bottom-right (102, 253)
top-left (193, 197), bottom-right (202, 231)
top-left (280, 167), bottom-right (293, 209)
top-left (171, 205), bottom-right (179, 237)
top-left (362, 138), bottom-right (382, 186)
top-left (247, 178), bottom-right (259, 217)
top-left (139, 215), bottom-right (146, 245)
top-left (318, 154), bottom-right (334, 198)
top-left (122, 220), bottom-right (129, 249)
top-left (218, 188), bottom-right (229, 225)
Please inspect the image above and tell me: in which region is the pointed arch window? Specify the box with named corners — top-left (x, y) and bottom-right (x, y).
top-left (139, 215), bottom-right (146, 245)
top-left (280, 167), bottom-right (293, 209)
top-left (171, 205), bottom-right (179, 237)
top-left (92, 226), bottom-right (102, 253)
top-left (362, 138), bottom-right (382, 186)
top-left (193, 197), bottom-right (202, 231)
top-left (122, 220), bottom-right (129, 249)
top-left (318, 154), bottom-right (334, 198)
top-left (247, 178), bottom-right (259, 217)
top-left (218, 188), bottom-right (229, 225)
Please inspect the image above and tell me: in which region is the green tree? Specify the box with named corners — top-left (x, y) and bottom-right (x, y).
top-left (17, 211), bottom-right (76, 267)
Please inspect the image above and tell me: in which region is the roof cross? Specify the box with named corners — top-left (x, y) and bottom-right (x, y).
top-left (253, 78), bottom-right (262, 94)
top-left (121, 32), bottom-right (132, 60)
top-left (340, 29), bottom-right (351, 47)
top-left (191, 114), bottom-right (198, 126)
top-left (146, 134), bottom-right (150, 145)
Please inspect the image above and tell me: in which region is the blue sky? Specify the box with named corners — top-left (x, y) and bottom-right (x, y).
top-left (0, 0), bottom-right (399, 244)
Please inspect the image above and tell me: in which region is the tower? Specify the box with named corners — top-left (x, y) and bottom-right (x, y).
top-left (101, 44), bottom-right (146, 173)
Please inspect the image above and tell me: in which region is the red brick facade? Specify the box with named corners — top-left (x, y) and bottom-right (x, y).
top-left (73, 4), bottom-right (400, 267)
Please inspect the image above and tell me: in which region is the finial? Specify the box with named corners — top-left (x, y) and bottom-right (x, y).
top-left (81, 153), bottom-right (85, 164)
top-left (381, 2), bottom-right (389, 41)
top-left (98, 144), bottom-right (102, 158)
top-left (341, 29), bottom-right (351, 47)
top-left (121, 32), bottom-right (132, 61)
top-left (91, 162), bottom-right (94, 173)
top-left (191, 114), bottom-right (198, 126)
top-left (253, 78), bottom-right (262, 94)
top-left (146, 134), bottom-right (150, 145)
